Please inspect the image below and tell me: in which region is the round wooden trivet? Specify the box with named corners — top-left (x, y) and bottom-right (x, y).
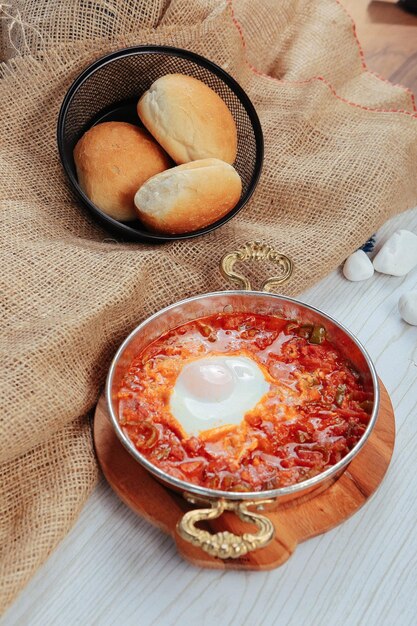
top-left (93, 380), bottom-right (395, 570)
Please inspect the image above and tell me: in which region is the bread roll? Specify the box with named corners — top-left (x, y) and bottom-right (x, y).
top-left (137, 74), bottom-right (238, 165)
top-left (73, 121), bottom-right (171, 221)
top-left (134, 158), bottom-right (242, 234)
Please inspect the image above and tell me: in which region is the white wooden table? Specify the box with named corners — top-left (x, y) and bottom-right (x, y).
top-left (3, 208), bottom-right (417, 626)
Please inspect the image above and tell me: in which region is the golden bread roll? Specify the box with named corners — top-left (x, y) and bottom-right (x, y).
top-left (73, 121), bottom-right (171, 221)
top-left (134, 158), bottom-right (242, 234)
top-left (137, 74), bottom-right (238, 165)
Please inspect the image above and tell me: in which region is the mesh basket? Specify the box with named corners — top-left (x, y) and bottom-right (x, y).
top-left (57, 45), bottom-right (264, 242)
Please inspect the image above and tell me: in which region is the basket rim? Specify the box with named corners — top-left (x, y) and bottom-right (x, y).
top-left (57, 44), bottom-right (264, 243)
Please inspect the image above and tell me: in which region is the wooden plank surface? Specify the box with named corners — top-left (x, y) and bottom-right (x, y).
top-left (343, 0), bottom-right (417, 93)
top-left (3, 210), bottom-right (416, 626)
top-left (3, 2), bottom-right (417, 624)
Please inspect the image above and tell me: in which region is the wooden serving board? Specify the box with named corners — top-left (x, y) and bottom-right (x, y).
top-left (93, 380), bottom-right (395, 570)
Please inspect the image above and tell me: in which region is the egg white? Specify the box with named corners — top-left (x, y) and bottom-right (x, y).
top-left (169, 354), bottom-right (269, 436)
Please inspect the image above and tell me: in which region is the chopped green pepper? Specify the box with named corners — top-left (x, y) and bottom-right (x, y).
top-left (232, 483), bottom-right (252, 492)
top-left (154, 446), bottom-right (171, 460)
top-left (296, 430), bottom-right (309, 443)
top-left (135, 422), bottom-right (159, 449)
top-left (309, 325), bottom-right (326, 344)
top-left (298, 324), bottom-right (313, 339)
top-left (359, 400), bottom-right (374, 414)
top-left (335, 384), bottom-right (346, 406)
top-left (285, 320), bottom-right (299, 332)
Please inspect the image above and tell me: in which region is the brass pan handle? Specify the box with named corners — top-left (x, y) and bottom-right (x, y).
top-left (220, 241), bottom-right (293, 292)
top-left (178, 242), bottom-right (289, 557)
top-left (177, 498), bottom-right (275, 559)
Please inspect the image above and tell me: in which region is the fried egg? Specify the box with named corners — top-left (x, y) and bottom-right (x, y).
top-left (170, 355), bottom-right (270, 436)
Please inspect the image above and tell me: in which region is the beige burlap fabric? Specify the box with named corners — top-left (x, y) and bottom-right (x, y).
top-left (1, 0), bottom-right (417, 612)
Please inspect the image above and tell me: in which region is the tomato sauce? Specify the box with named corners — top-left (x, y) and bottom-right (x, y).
top-left (117, 313), bottom-right (372, 492)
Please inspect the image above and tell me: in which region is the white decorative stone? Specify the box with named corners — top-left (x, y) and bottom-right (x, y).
top-left (373, 230), bottom-right (417, 276)
top-left (398, 291), bottom-right (417, 326)
top-left (342, 250), bottom-right (374, 281)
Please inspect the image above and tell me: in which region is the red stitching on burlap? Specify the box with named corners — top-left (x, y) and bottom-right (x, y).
top-left (334, 0), bottom-right (417, 112)
top-left (228, 0), bottom-right (417, 118)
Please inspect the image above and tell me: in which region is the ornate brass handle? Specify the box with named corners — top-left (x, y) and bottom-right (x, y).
top-left (220, 241), bottom-right (293, 292)
top-left (177, 498), bottom-right (275, 559)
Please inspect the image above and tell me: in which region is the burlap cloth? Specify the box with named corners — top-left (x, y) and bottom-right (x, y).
top-left (1, 0), bottom-right (417, 612)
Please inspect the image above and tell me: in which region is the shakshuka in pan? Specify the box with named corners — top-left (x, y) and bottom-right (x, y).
top-left (117, 313), bottom-right (371, 492)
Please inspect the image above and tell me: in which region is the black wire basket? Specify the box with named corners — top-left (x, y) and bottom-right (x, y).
top-left (57, 45), bottom-right (264, 243)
